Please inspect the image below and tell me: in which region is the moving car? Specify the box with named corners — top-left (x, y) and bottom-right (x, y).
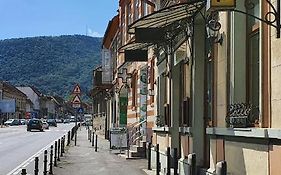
top-left (4, 119), bottom-right (20, 126)
top-left (27, 119), bottom-right (43, 131)
top-left (47, 119), bottom-right (57, 127)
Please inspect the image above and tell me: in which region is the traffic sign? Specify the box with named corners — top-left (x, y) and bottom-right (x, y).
top-left (77, 107), bottom-right (84, 113)
top-left (207, 0), bottom-right (236, 11)
top-left (72, 95), bottom-right (81, 104)
top-left (72, 84), bottom-right (81, 95)
top-left (72, 103), bottom-right (81, 109)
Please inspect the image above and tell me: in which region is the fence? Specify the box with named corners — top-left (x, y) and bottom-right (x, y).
top-left (19, 125), bottom-right (78, 175)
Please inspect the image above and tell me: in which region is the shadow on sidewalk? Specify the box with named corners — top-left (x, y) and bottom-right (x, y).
top-left (53, 127), bottom-right (147, 175)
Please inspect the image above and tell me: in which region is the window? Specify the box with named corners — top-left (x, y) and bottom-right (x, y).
top-left (134, 0), bottom-right (139, 21)
top-left (127, 3), bottom-right (132, 40)
top-left (247, 0), bottom-right (260, 125)
top-left (131, 72), bottom-right (137, 108)
top-left (181, 63), bottom-right (192, 126)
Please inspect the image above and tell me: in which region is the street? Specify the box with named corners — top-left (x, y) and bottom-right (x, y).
top-left (0, 123), bottom-right (75, 175)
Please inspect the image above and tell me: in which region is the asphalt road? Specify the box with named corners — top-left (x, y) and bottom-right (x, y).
top-left (0, 123), bottom-right (75, 175)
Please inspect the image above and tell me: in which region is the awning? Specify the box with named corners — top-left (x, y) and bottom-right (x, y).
top-left (119, 40), bottom-right (153, 51)
top-left (128, 1), bottom-right (206, 34)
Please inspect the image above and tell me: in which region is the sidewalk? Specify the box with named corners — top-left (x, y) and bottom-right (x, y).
top-left (53, 127), bottom-right (147, 175)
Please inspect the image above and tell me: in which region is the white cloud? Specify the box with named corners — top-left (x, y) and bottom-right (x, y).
top-left (87, 28), bottom-right (103, 37)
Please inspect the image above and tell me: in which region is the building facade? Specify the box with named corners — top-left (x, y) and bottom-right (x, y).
top-left (0, 81), bottom-right (27, 119)
top-left (103, 0), bottom-right (281, 174)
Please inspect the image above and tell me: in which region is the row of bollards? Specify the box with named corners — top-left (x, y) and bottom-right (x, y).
top-left (87, 129), bottom-right (98, 152)
top-left (147, 142), bottom-right (227, 175)
top-left (21, 126), bottom-right (78, 175)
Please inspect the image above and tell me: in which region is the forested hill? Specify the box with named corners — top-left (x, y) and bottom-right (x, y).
top-left (0, 35), bottom-right (102, 101)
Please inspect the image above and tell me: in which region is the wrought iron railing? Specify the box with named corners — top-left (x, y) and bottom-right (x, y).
top-left (127, 119), bottom-right (147, 146)
top-left (160, 0), bottom-right (175, 9)
top-left (225, 103), bottom-right (259, 128)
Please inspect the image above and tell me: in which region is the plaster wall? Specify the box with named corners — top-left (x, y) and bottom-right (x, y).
top-left (270, 32), bottom-right (281, 128)
top-left (224, 141), bottom-right (268, 175)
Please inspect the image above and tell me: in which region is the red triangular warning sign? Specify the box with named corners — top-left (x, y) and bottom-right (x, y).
top-left (72, 84), bottom-right (81, 95)
top-left (72, 95), bottom-right (81, 104)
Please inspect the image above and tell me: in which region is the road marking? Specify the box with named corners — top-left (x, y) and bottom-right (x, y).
top-left (6, 132), bottom-right (69, 175)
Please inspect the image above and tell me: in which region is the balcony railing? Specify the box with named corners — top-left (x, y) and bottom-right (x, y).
top-left (160, 0), bottom-right (175, 8)
top-left (225, 103), bottom-right (259, 128)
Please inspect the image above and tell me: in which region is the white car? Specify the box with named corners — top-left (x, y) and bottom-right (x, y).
top-left (42, 121), bottom-right (49, 130)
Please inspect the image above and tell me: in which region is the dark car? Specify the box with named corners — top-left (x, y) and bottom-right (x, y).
top-left (27, 119), bottom-right (43, 131)
top-left (47, 119), bottom-right (57, 127)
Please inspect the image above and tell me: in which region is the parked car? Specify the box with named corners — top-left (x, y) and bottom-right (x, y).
top-left (64, 119), bottom-right (70, 124)
top-left (42, 121), bottom-right (49, 130)
top-left (4, 119), bottom-right (20, 126)
top-left (55, 119), bottom-right (63, 123)
top-left (20, 119), bottom-right (27, 125)
top-left (47, 119), bottom-right (57, 127)
top-left (27, 119), bottom-right (43, 131)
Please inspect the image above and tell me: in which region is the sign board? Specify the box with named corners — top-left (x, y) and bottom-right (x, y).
top-left (119, 96), bottom-right (128, 126)
top-left (101, 49), bottom-right (113, 84)
top-left (0, 99), bottom-right (16, 113)
top-left (77, 107), bottom-right (84, 114)
top-left (139, 67), bottom-right (148, 138)
top-left (207, 0), bottom-right (236, 11)
top-left (72, 84), bottom-right (81, 95)
top-left (110, 128), bottom-right (128, 149)
top-left (72, 95), bottom-right (81, 104)
top-left (125, 49), bottom-right (148, 62)
top-left (72, 103), bottom-right (81, 109)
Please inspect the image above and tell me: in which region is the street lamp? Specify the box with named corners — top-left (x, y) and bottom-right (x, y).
top-left (206, 17), bottom-right (223, 45)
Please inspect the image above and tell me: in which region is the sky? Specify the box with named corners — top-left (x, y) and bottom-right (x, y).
top-left (0, 0), bottom-right (119, 40)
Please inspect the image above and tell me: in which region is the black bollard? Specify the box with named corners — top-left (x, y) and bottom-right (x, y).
top-left (216, 161), bottom-right (227, 175)
top-left (89, 130), bottom-right (92, 142)
top-left (49, 145), bottom-right (53, 174)
top-left (187, 153), bottom-right (196, 175)
top-left (92, 132), bottom-right (95, 147)
top-left (43, 150), bottom-right (48, 175)
top-left (167, 147), bottom-right (171, 175)
top-left (88, 129), bottom-right (90, 140)
top-left (21, 169), bottom-right (27, 175)
top-left (57, 139), bottom-right (60, 161)
top-left (173, 148), bottom-right (178, 175)
top-left (61, 137), bottom-right (64, 156)
top-left (67, 131), bottom-right (70, 146)
top-left (95, 134), bottom-right (98, 152)
top-left (147, 143), bottom-right (152, 170)
top-left (156, 144), bottom-right (160, 175)
top-left (75, 128), bottom-right (77, 146)
top-left (34, 157), bottom-right (39, 175)
top-left (54, 141), bottom-right (57, 167)
top-left (71, 127), bottom-right (74, 140)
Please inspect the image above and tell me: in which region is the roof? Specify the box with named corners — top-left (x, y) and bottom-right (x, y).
top-left (0, 81), bottom-right (27, 98)
top-left (128, 1), bottom-right (206, 34)
top-left (102, 15), bottom-right (119, 49)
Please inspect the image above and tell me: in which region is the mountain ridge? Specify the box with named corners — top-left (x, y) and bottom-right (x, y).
top-left (0, 35), bottom-right (102, 101)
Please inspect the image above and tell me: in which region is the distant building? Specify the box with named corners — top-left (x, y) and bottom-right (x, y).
top-left (17, 86), bottom-right (43, 118)
top-left (0, 81), bottom-right (27, 119)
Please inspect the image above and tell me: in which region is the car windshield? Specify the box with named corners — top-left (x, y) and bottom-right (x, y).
top-left (47, 119), bottom-right (55, 122)
top-left (30, 120), bottom-right (39, 124)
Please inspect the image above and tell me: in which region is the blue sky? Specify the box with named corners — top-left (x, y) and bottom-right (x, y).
top-left (0, 0), bottom-right (119, 39)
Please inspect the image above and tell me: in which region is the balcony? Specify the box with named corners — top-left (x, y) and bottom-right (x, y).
top-left (225, 103), bottom-right (259, 128)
